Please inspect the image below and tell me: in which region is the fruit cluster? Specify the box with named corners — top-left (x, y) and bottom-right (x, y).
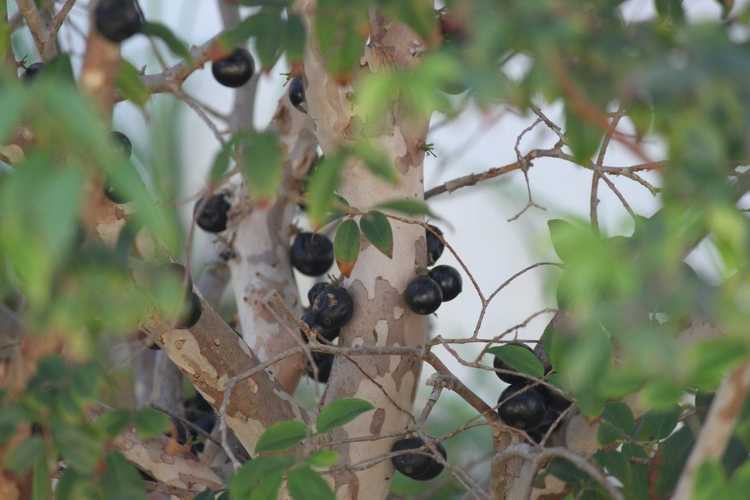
top-left (404, 225), bottom-right (463, 315)
top-left (494, 342), bottom-right (571, 443)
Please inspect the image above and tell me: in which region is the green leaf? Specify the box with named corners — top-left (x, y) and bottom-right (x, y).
top-left (376, 198), bottom-right (435, 217)
top-left (54, 424), bottom-right (102, 474)
top-left (486, 344), bottom-right (544, 380)
top-left (288, 466), bottom-right (335, 500)
top-left (220, 10), bottom-right (282, 70)
top-left (306, 153), bottom-right (346, 228)
top-left (116, 61), bottom-right (150, 109)
top-left (694, 461), bottom-right (726, 500)
top-left (141, 22), bottom-right (192, 63)
top-left (360, 211), bottom-right (393, 259)
top-left (283, 14), bottom-right (306, 63)
top-left (306, 450), bottom-right (339, 468)
top-left (564, 104), bottom-right (600, 165)
top-left (547, 219), bottom-right (579, 263)
top-left (602, 402), bottom-right (636, 435)
top-left (230, 456), bottom-right (294, 499)
top-left (32, 452), bottom-right (51, 500)
top-left (95, 409), bottom-right (133, 438)
top-left (314, 0), bottom-right (367, 77)
top-left (635, 407), bottom-right (681, 441)
top-left (238, 131), bottom-right (283, 201)
top-left (7, 436), bottom-right (45, 473)
top-left (134, 407), bottom-right (170, 439)
top-left (255, 420), bottom-right (308, 452)
top-left (353, 142), bottom-right (398, 185)
top-left (102, 452), bottom-right (147, 500)
top-left (334, 219), bottom-right (360, 277)
top-left (316, 398), bottom-right (375, 433)
top-left (655, 0), bottom-right (686, 22)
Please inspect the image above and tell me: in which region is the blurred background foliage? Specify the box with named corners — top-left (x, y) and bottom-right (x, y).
top-left (2, 0), bottom-right (750, 498)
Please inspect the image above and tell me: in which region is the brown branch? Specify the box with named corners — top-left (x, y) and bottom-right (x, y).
top-left (44, 0), bottom-right (76, 60)
top-left (672, 360), bottom-right (750, 500)
top-left (16, 0), bottom-right (48, 58)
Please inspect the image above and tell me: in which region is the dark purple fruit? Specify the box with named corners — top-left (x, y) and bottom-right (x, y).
top-left (307, 282), bottom-right (332, 306)
top-left (194, 193), bottom-right (231, 233)
top-left (391, 437), bottom-right (446, 481)
top-left (493, 342), bottom-right (537, 385)
top-left (290, 232), bottom-right (334, 277)
top-left (94, 0), bottom-right (144, 43)
top-left (404, 275), bottom-right (443, 315)
top-left (184, 392), bottom-right (214, 422)
top-left (305, 351), bottom-right (333, 383)
top-left (289, 76), bottom-right (306, 113)
top-left (426, 225), bottom-right (444, 265)
top-left (301, 309), bottom-right (339, 343)
top-left (104, 180), bottom-right (129, 204)
top-left (212, 48), bottom-right (255, 88)
top-left (22, 63), bottom-right (44, 83)
top-left (498, 384), bottom-right (547, 431)
top-left (428, 265), bottom-right (462, 302)
top-left (311, 286), bottom-right (354, 329)
top-left (112, 131), bottom-right (132, 157)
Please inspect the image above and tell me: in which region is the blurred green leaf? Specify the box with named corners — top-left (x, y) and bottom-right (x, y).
top-left (141, 22), bottom-right (192, 63)
top-left (306, 153), bottom-right (346, 228)
top-left (238, 131), bottom-right (283, 201)
top-left (564, 105), bottom-right (600, 165)
top-left (32, 451), bottom-right (51, 500)
top-left (306, 450), bottom-right (339, 468)
top-left (116, 61), bottom-right (151, 109)
top-left (487, 344), bottom-right (544, 380)
top-left (255, 420), bottom-right (308, 452)
top-left (288, 466), bottom-right (335, 500)
top-left (102, 452), bottom-right (147, 500)
top-left (7, 436), bottom-right (45, 473)
top-left (134, 407), bottom-right (170, 439)
top-left (376, 198), bottom-right (434, 217)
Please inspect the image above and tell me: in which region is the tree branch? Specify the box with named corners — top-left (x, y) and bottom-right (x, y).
top-left (15, 0), bottom-right (47, 59)
top-left (672, 360), bottom-right (750, 500)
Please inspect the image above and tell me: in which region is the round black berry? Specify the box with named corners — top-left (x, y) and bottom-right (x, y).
top-left (404, 275), bottom-right (443, 315)
top-left (22, 62), bottom-right (44, 83)
top-left (112, 131), bottom-right (132, 157)
top-left (428, 265), bottom-right (462, 302)
top-left (194, 193), bottom-right (231, 233)
top-left (493, 342), bottom-right (537, 385)
top-left (426, 225), bottom-right (444, 265)
top-left (305, 351), bottom-right (333, 383)
top-left (104, 181), bottom-right (129, 204)
top-left (290, 232), bottom-right (334, 277)
top-left (497, 384), bottom-right (547, 431)
top-left (94, 0), bottom-right (144, 43)
top-left (311, 286), bottom-right (354, 330)
top-left (184, 392), bottom-right (214, 422)
top-left (391, 437), bottom-right (446, 481)
top-left (212, 48), bottom-right (255, 88)
top-left (307, 282), bottom-right (332, 306)
top-left (289, 76), bottom-right (306, 113)
top-left (301, 309), bottom-right (340, 343)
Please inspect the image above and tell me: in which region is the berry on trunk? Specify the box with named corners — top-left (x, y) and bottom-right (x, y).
top-left (311, 286), bottom-right (354, 330)
top-left (305, 351), bottom-right (334, 383)
top-left (94, 0), bottom-right (144, 43)
top-left (212, 48), bottom-right (255, 88)
top-left (288, 76), bottom-right (306, 113)
top-left (497, 384), bottom-right (547, 430)
top-left (194, 193), bottom-right (231, 233)
top-left (112, 131), bottom-right (133, 157)
top-left (428, 265), bottom-right (463, 302)
top-left (391, 437), bottom-right (447, 481)
top-left (307, 282), bottom-right (332, 306)
top-left (426, 225), bottom-right (444, 265)
top-left (404, 275), bottom-right (443, 315)
top-left (301, 309), bottom-right (340, 343)
top-left (290, 232), bottom-right (334, 277)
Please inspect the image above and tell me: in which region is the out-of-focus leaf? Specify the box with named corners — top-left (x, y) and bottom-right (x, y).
top-left (116, 61), bottom-right (150, 109)
top-left (141, 22), bottom-right (192, 63)
top-left (306, 153), bottom-right (346, 228)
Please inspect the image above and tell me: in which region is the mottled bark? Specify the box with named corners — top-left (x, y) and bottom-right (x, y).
top-left (299, 4), bottom-right (430, 497)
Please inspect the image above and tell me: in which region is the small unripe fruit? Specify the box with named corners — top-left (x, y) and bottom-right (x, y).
top-left (307, 282), bottom-right (331, 306)
top-left (289, 76), bottom-right (306, 113)
top-left (301, 309), bottom-right (340, 343)
top-left (428, 265), bottom-right (462, 302)
top-left (94, 0), bottom-right (144, 43)
top-left (404, 275), bottom-right (443, 315)
top-left (311, 286), bottom-right (354, 330)
top-left (290, 232), bottom-right (334, 277)
top-left (391, 437), bottom-right (446, 481)
top-left (22, 63), bottom-right (44, 83)
top-left (194, 193), bottom-right (231, 233)
top-left (112, 131), bottom-right (133, 157)
top-left (498, 384), bottom-right (547, 430)
top-left (212, 48), bottom-right (255, 88)
top-left (426, 225), bottom-right (444, 265)
top-left (305, 351), bottom-right (333, 383)
top-left (493, 342), bottom-right (537, 385)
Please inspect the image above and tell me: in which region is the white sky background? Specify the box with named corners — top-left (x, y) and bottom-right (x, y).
top-left (14, 0), bottom-right (744, 421)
